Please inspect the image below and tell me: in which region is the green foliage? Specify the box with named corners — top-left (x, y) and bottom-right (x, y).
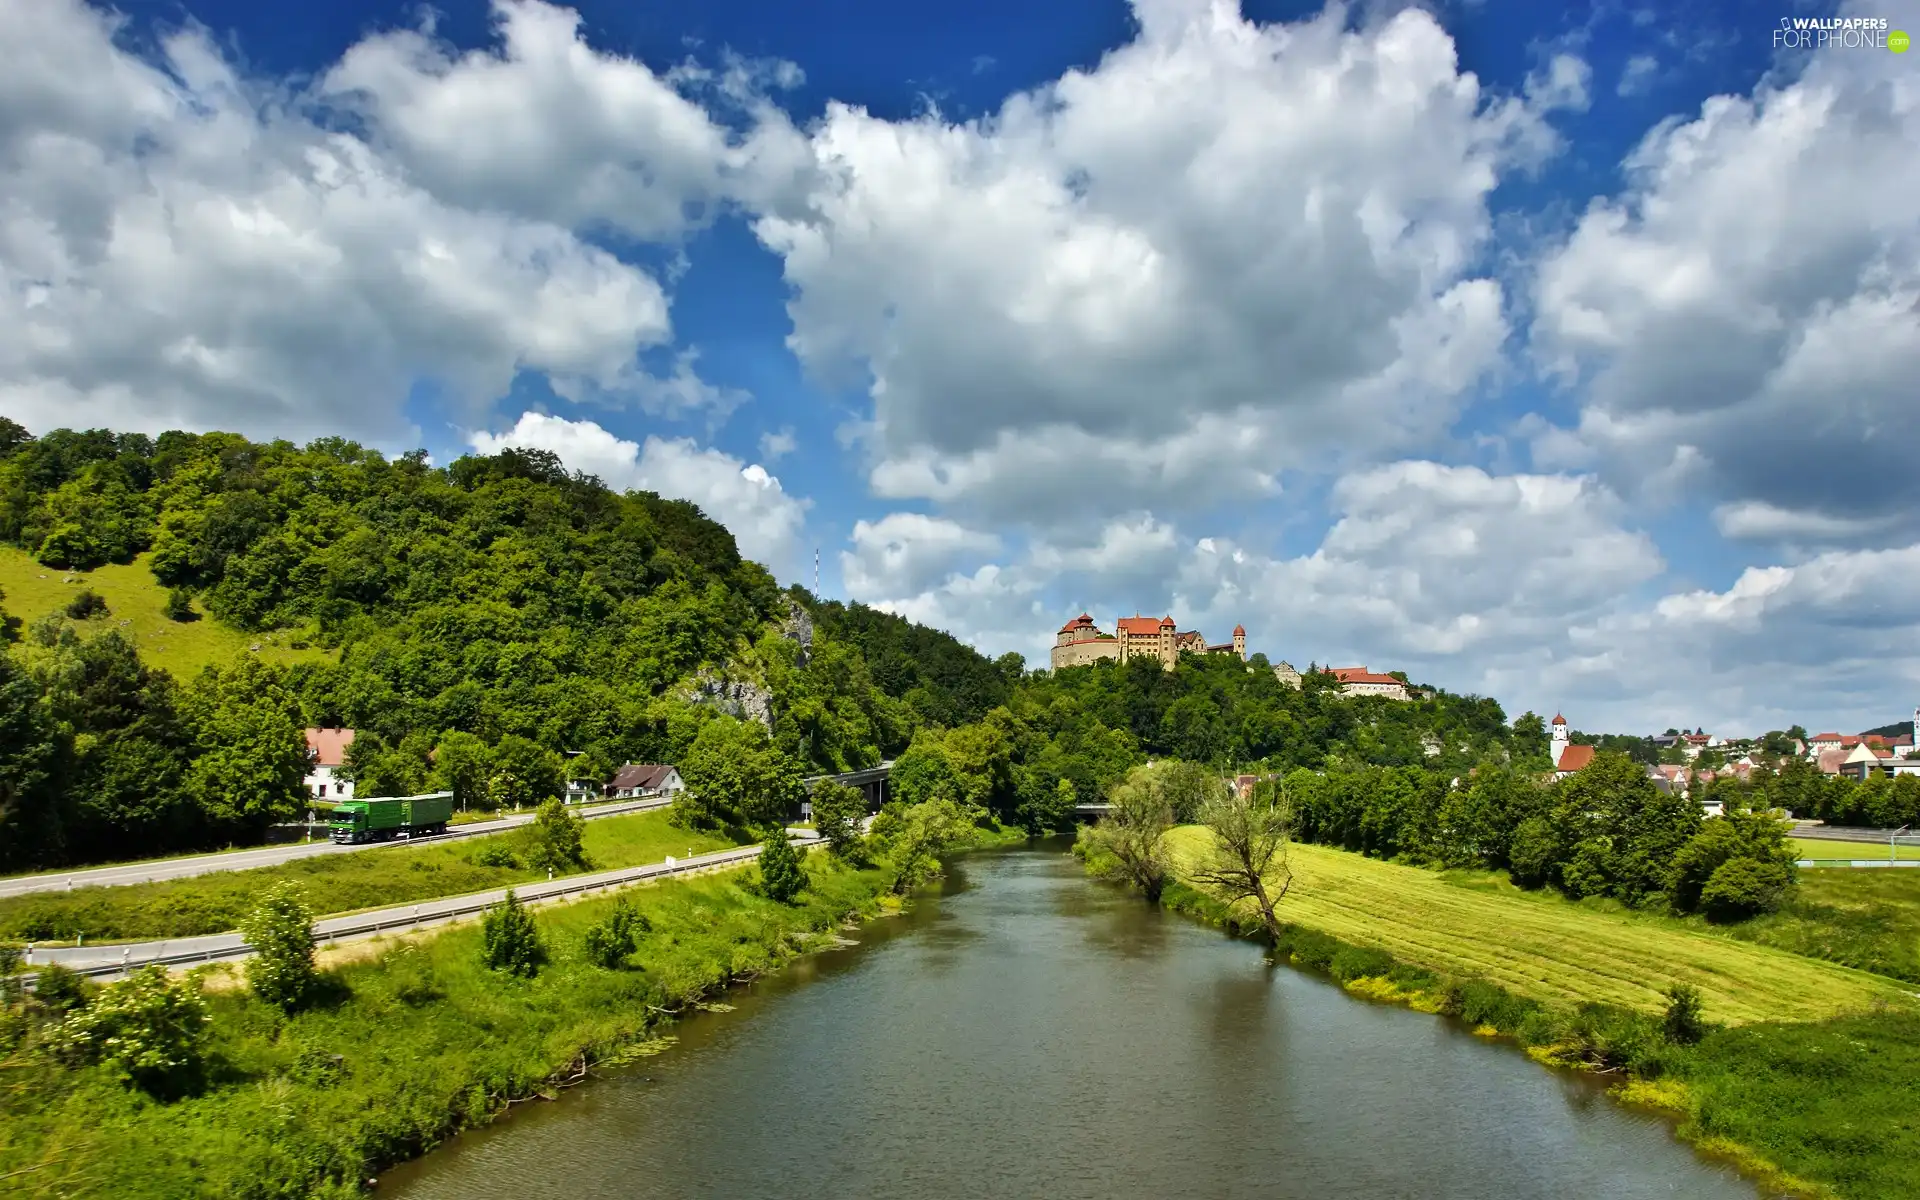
top-left (240, 881), bottom-right (317, 1009)
top-left (1663, 983), bottom-right (1707, 1045)
top-left (29, 961), bottom-right (94, 1014)
top-left (580, 897), bottom-right (650, 968)
top-left (1668, 808), bottom-right (1798, 914)
top-left (481, 890), bottom-right (545, 977)
top-left (756, 829), bottom-right (807, 904)
top-left (519, 798), bottom-right (587, 874)
top-left (1700, 857), bottom-right (1794, 922)
top-left (675, 716), bottom-right (805, 830)
top-left (870, 798), bottom-right (969, 895)
top-left (162, 587), bottom-right (196, 622)
top-left (809, 780), bottom-right (868, 861)
top-left (429, 730), bottom-right (493, 810)
top-left (64, 589), bottom-right (109, 620)
top-left (47, 965), bottom-right (210, 1095)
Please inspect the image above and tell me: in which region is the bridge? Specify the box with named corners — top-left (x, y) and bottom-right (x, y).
top-left (802, 762), bottom-right (894, 816)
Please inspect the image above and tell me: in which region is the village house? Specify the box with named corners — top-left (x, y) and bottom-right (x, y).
top-left (1326, 666), bottom-right (1413, 702)
top-left (606, 763), bottom-right (686, 799)
top-left (303, 727), bottom-right (355, 800)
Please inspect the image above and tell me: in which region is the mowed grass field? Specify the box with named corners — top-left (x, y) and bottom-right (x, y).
top-left (1790, 836), bottom-right (1916, 861)
top-left (1165, 828), bottom-right (1914, 1025)
top-left (0, 809), bottom-right (742, 942)
top-left (0, 546), bottom-right (329, 677)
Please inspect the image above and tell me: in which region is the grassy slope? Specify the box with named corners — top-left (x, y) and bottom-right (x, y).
top-left (0, 810), bottom-right (743, 941)
top-left (1164, 829), bottom-right (1911, 1024)
top-left (0, 547), bottom-right (328, 677)
top-left (1719, 868), bottom-right (1920, 984)
top-left (0, 855), bottom-right (894, 1199)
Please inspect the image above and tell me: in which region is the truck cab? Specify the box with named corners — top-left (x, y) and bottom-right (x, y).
top-left (328, 800), bottom-right (375, 844)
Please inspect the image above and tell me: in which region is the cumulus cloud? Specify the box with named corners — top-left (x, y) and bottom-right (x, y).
top-left (468, 412), bottom-right (809, 571)
top-left (841, 512), bottom-right (1002, 597)
top-left (0, 0), bottom-right (748, 445)
top-left (1529, 0), bottom-right (1920, 541)
top-left (753, 0), bottom-right (1562, 521)
top-left (320, 0), bottom-right (813, 240)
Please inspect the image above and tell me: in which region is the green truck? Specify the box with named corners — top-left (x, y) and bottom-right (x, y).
top-left (328, 792), bottom-right (456, 844)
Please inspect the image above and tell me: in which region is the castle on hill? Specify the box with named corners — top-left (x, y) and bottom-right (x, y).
top-left (1051, 613), bottom-right (1245, 671)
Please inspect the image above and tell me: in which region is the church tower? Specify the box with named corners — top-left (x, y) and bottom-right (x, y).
top-left (1550, 713), bottom-right (1569, 768)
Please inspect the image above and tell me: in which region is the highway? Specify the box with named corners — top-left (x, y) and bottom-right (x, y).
top-left (0, 798), bottom-right (673, 899)
top-left (25, 832), bottom-right (821, 982)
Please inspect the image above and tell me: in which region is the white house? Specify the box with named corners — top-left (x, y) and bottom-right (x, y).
top-left (304, 728), bottom-right (355, 800)
top-left (607, 763), bottom-right (685, 799)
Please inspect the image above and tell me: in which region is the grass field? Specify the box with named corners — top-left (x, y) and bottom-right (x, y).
top-left (1720, 867), bottom-right (1920, 984)
top-left (1164, 828), bottom-right (1913, 1025)
top-left (0, 546), bottom-right (329, 678)
top-left (1790, 836), bottom-right (1915, 862)
top-left (0, 810), bottom-right (743, 941)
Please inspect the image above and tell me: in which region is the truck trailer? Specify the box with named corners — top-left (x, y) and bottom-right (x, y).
top-left (329, 792), bottom-right (456, 844)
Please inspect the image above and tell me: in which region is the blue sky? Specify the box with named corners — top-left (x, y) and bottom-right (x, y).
top-left (4, 0), bottom-right (1917, 734)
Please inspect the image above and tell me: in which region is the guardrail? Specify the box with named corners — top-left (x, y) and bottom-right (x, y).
top-left (27, 834), bottom-right (818, 984)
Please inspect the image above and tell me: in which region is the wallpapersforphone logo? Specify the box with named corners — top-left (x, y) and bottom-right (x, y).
top-left (1773, 16), bottom-right (1908, 52)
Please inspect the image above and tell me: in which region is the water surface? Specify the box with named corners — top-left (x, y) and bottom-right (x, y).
top-left (382, 847), bottom-right (1763, 1200)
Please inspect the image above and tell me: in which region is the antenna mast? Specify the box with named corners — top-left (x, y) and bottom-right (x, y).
top-left (814, 547), bottom-right (820, 596)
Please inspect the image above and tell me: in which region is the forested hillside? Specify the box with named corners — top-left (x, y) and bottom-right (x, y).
top-left (0, 419), bottom-right (1636, 873)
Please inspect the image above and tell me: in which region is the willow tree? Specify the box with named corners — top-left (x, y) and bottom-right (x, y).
top-left (1192, 780), bottom-right (1294, 941)
top-left (1087, 772), bottom-right (1175, 902)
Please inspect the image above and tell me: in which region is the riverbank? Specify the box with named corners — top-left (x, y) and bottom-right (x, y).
top-left (1078, 829), bottom-right (1920, 1200)
top-left (0, 853), bottom-right (897, 1198)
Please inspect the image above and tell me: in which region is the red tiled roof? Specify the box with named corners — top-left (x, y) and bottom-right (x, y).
top-left (1332, 668), bottom-right (1402, 685)
top-left (1232, 624), bottom-right (1246, 636)
top-left (1117, 616), bottom-right (1169, 636)
top-left (1058, 613), bottom-right (1098, 633)
top-left (305, 727), bottom-right (355, 767)
top-left (1551, 713), bottom-right (1567, 725)
top-left (1556, 744), bottom-right (1597, 773)
top-left (1160, 615), bottom-right (1175, 627)
top-left (1206, 643), bottom-right (1234, 653)
top-left (1808, 733), bottom-right (1844, 742)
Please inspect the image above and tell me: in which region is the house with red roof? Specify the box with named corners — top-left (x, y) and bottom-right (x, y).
top-left (304, 727), bottom-right (356, 801)
top-left (1323, 666), bottom-right (1412, 701)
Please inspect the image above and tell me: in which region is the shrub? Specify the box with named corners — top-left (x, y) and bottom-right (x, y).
top-left (240, 882), bottom-right (317, 1009)
top-left (1329, 945), bottom-right (1396, 983)
top-left (518, 799), bottom-right (586, 874)
top-left (30, 962), bottom-right (93, 1014)
top-left (470, 839), bottom-right (520, 869)
top-left (1664, 983), bottom-right (1708, 1045)
top-left (581, 898), bottom-right (651, 969)
top-left (1701, 857), bottom-right (1793, 922)
top-left (1507, 817), bottom-right (1557, 888)
top-left (47, 966), bottom-right (210, 1095)
top-left (481, 891), bottom-right (544, 977)
top-left (163, 587), bottom-right (198, 622)
top-left (756, 829), bottom-right (807, 904)
top-left (64, 590), bottom-right (109, 620)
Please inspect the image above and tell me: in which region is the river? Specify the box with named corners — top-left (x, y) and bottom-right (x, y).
top-left (381, 845), bottom-right (1764, 1199)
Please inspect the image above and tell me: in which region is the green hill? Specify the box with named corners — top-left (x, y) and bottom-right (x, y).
top-left (0, 546), bottom-right (330, 678)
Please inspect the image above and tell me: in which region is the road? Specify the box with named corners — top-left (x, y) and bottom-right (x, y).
top-left (26, 832), bottom-right (822, 982)
top-left (0, 798), bottom-right (673, 899)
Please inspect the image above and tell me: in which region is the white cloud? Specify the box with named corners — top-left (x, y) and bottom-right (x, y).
top-left (1616, 54), bottom-right (1658, 97)
top-left (468, 412), bottom-right (809, 571)
top-left (0, 0), bottom-right (746, 446)
top-left (758, 426), bottom-right (798, 462)
top-left (1529, 0), bottom-right (1920, 540)
top-left (320, 0), bottom-right (812, 241)
top-left (841, 512), bottom-right (1002, 597)
top-left (754, 0), bottom-right (1561, 522)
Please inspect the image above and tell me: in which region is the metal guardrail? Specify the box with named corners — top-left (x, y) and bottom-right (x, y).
top-left (27, 835), bottom-right (819, 984)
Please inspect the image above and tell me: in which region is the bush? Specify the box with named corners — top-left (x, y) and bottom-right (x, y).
top-left (240, 882), bottom-right (317, 1009)
top-left (1664, 983), bottom-right (1708, 1045)
top-left (581, 898), bottom-right (651, 969)
top-left (64, 590), bottom-right (109, 620)
top-left (1507, 817), bottom-right (1557, 888)
top-left (1701, 857), bottom-right (1793, 922)
top-left (756, 830), bottom-right (807, 904)
top-left (163, 587), bottom-right (198, 622)
top-left (470, 839), bottom-right (520, 869)
top-left (47, 966), bottom-right (210, 1095)
top-left (518, 799), bottom-right (587, 874)
top-left (30, 962), bottom-right (93, 1014)
top-left (481, 891), bottom-right (544, 977)
top-left (1329, 945), bottom-right (1396, 983)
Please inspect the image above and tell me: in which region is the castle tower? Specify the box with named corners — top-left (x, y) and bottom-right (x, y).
top-left (1232, 623), bottom-right (1246, 660)
top-left (1160, 615), bottom-right (1175, 670)
top-left (1912, 705), bottom-right (1918, 755)
top-left (1550, 713), bottom-right (1569, 768)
